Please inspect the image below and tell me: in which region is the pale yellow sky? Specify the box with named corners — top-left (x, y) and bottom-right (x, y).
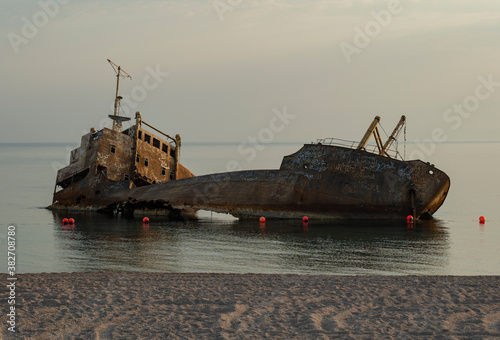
top-left (1, 0), bottom-right (500, 144)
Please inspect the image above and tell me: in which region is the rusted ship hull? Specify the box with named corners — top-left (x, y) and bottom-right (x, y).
top-left (51, 144), bottom-right (450, 220)
top-left (51, 62), bottom-right (449, 221)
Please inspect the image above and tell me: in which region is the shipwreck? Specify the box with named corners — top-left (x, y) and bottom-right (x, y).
top-left (49, 61), bottom-right (450, 221)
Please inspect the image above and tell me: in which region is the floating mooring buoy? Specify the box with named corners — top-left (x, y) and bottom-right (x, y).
top-left (479, 216), bottom-right (485, 224)
top-left (259, 216), bottom-right (266, 223)
top-left (143, 217), bottom-right (150, 224)
top-left (62, 218), bottom-right (69, 224)
top-left (68, 218), bottom-right (75, 224)
top-left (407, 215), bottom-right (414, 223)
top-left (302, 216), bottom-right (309, 223)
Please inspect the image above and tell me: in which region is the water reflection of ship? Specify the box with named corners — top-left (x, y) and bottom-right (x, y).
top-left (237, 219), bottom-right (450, 274)
top-left (52, 212), bottom-right (449, 274)
top-left (52, 212), bottom-right (169, 272)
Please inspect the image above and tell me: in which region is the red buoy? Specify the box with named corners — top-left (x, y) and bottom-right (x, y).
top-left (143, 217), bottom-right (150, 224)
top-left (479, 216), bottom-right (485, 224)
top-left (62, 218), bottom-right (69, 224)
top-left (302, 216), bottom-right (309, 223)
top-left (68, 218), bottom-right (75, 224)
top-left (407, 215), bottom-right (414, 223)
top-left (259, 216), bottom-right (266, 223)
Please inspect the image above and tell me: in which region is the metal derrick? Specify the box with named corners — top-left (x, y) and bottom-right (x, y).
top-left (357, 115), bottom-right (406, 159)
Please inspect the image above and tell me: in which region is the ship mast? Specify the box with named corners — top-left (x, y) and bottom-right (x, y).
top-left (107, 59), bottom-right (132, 130)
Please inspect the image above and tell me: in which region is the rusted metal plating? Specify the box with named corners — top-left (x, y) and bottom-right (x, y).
top-left (50, 115), bottom-right (450, 220)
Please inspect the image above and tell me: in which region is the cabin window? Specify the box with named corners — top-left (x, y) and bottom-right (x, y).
top-left (162, 143), bottom-right (168, 153)
top-left (136, 154), bottom-right (140, 163)
top-left (138, 131), bottom-right (142, 140)
top-left (110, 145), bottom-right (116, 154)
top-left (70, 149), bottom-right (78, 163)
top-left (124, 174), bottom-right (129, 180)
top-left (144, 158), bottom-right (149, 167)
top-left (161, 167), bottom-right (166, 176)
top-left (144, 134), bottom-right (151, 144)
top-left (153, 138), bottom-right (160, 149)
top-left (169, 172), bottom-right (174, 180)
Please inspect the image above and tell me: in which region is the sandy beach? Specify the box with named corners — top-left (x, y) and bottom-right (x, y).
top-left (2, 273), bottom-right (499, 339)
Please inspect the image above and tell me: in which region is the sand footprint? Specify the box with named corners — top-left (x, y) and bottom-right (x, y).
top-left (482, 310), bottom-right (500, 334)
top-left (219, 303), bottom-right (250, 335)
top-left (442, 310), bottom-right (485, 334)
top-left (94, 310), bottom-right (138, 339)
top-left (309, 306), bottom-right (341, 334)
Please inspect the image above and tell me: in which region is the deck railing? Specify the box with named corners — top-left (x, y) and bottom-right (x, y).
top-left (315, 138), bottom-right (404, 160)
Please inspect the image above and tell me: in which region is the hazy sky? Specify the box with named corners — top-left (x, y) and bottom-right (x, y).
top-left (1, 0), bottom-right (500, 145)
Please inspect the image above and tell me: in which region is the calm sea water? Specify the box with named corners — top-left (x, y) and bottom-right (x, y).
top-left (0, 142), bottom-right (499, 275)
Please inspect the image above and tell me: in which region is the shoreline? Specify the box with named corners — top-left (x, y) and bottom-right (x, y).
top-left (2, 273), bottom-right (500, 338)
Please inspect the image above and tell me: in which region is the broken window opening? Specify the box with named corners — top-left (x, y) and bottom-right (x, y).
top-left (136, 154), bottom-right (140, 163)
top-left (110, 145), bottom-right (116, 154)
top-left (144, 134), bottom-right (151, 144)
top-left (153, 138), bottom-right (161, 149)
top-left (162, 143), bottom-right (168, 153)
top-left (97, 165), bottom-right (108, 176)
top-left (57, 168), bottom-right (90, 189)
top-left (161, 167), bottom-right (166, 176)
top-left (144, 158), bottom-right (149, 167)
top-left (122, 127), bottom-right (134, 136)
top-left (70, 149), bottom-right (78, 163)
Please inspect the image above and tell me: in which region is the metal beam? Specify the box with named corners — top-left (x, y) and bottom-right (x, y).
top-left (380, 115), bottom-right (406, 156)
top-left (357, 116), bottom-right (380, 150)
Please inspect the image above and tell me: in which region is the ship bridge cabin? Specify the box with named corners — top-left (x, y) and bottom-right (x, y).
top-left (53, 112), bottom-right (194, 197)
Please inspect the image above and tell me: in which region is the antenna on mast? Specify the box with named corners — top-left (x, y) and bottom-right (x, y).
top-left (107, 59), bottom-right (132, 130)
